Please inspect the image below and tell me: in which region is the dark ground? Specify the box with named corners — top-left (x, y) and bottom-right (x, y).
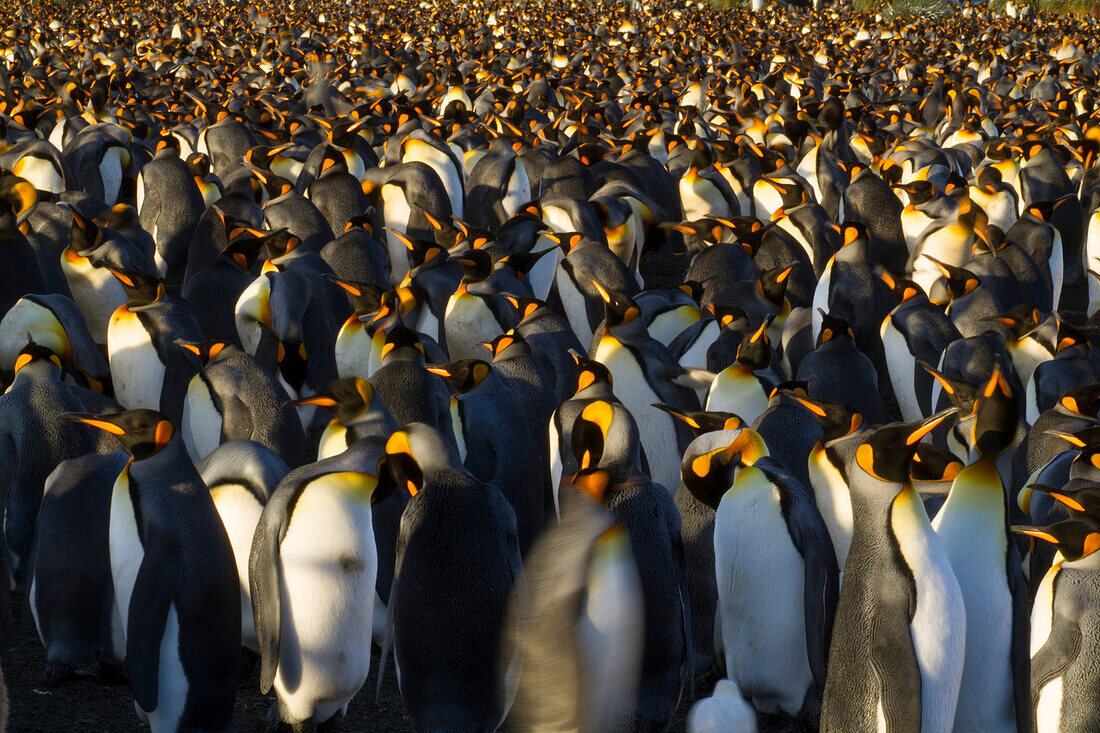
top-left (3, 593), bottom-right (738, 732)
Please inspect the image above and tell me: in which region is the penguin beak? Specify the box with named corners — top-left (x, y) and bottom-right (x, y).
top-left (1028, 484), bottom-right (1087, 512)
top-left (286, 395), bottom-right (337, 408)
top-left (1011, 527), bottom-right (1059, 544)
top-left (426, 366), bottom-right (452, 378)
top-left (906, 409), bottom-right (959, 445)
top-left (591, 280), bottom-right (612, 303)
top-left (60, 412), bottom-right (126, 435)
top-left (1045, 430), bottom-right (1087, 448)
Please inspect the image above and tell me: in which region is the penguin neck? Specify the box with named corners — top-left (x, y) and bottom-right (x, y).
top-left (605, 317), bottom-right (647, 343)
top-left (939, 455), bottom-right (1003, 517)
top-left (129, 438), bottom-right (198, 490)
top-left (1062, 551), bottom-right (1100, 571)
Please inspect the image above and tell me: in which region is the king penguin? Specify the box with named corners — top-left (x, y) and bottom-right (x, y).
top-left (250, 437), bottom-right (393, 729)
top-left (63, 409), bottom-right (240, 733)
top-left (820, 412), bottom-right (966, 733)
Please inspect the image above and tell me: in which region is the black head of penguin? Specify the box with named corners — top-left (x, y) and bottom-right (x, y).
top-left (652, 403), bottom-right (743, 437)
top-left (757, 265), bottom-right (794, 308)
top-left (384, 423), bottom-right (461, 498)
top-left (381, 324), bottom-right (427, 362)
top-left (426, 358), bottom-right (492, 395)
top-left (287, 376), bottom-right (375, 424)
top-left (1012, 518), bottom-right (1100, 563)
top-left (572, 353), bottom-right (614, 395)
top-left (61, 408), bottom-right (175, 462)
top-left (816, 312), bottom-right (857, 349)
top-left (325, 274), bottom-right (385, 317)
top-left (910, 443), bottom-right (964, 483)
top-left (106, 267), bottom-right (165, 308)
top-left (261, 229), bottom-right (300, 263)
top-left (993, 304), bottom-right (1044, 341)
top-left (879, 271), bottom-right (927, 305)
top-left (451, 248), bottom-right (494, 285)
top-left (734, 318), bottom-right (772, 369)
top-left (10, 340), bottom-right (65, 383)
top-left (972, 364), bottom-right (1019, 458)
top-left (175, 339), bottom-right (230, 368)
top-left (482, 333), bottom-right (530, 362)
top-left (925, 256), bottom-right (981, 302)
top-left (855, 410), bottom-right (960, 484)
top-left (791, 394), bottom-right (865, 444)
top-left (592, 280), bottom-right (641, 330)
top-left (894, 180), bottom-right (937, 206)
top-left (570, 399), bottom-right (614, 471)
top-left (0, 174), bottom-right (37, 223)
top-left (1057, 384), bottom-right (1100, 420)
top-left (918, 360), bottom-right (981, 415)
top-left (1030, 477), bottom-right (1100, 519)
top-left (68, 211), bottom-right (102, 254)
top-left (679, 429), bottom-right (767, 511)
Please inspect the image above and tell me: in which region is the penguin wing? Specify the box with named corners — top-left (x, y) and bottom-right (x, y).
top-left (1029, 611), bottom-right (1081, 714)
top-left (869, 591), bottom-right (923, 732)
top-left (250, 484), bottom-right (295, 694)
top-left (127, 531), bottom-right (182, 712)
top-left (1007, 542), bottom-right (1031, 733)
top-left (786, 482), bottom-right (839, 688)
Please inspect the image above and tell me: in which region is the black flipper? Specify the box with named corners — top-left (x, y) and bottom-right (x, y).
top-left (127, 531), bottom-right (182, 713)
top-left (249, 480), bottom-right (297, 694)
top-left (869, 591), bottom-right (922, 733)
top-left (1030, 611), bottom-right (1081, 721)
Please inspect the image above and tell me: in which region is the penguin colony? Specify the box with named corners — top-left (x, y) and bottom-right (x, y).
top-left (1, 0), bottom-right (1100, 730)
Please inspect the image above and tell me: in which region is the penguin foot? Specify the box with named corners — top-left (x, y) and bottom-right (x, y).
top-left (39, 664), bottom-right (72, 688)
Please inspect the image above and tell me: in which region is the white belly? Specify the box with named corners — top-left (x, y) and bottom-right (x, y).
top-left (274, 478), bottom-right (377, 724)
top-left (235, 276), bottom-right (272, 356)
top-left (444, 294), bottom-right (502, 361)
top-left (334, 321), bottom-right (372, 380)
top-left (182, 376), bottom-right (223, 463)
top-left (110, 471), bottom-right (143, 651)
top-left (808, 448), bottom-right (853, 573)
top-left (15, 156), bottom-right (65, 194)
top-left (0, 300), bottom-right (68, 371)
top-left (932, 467), bottom-right (1016, 731)
top-left (892, 488), bottom-right (967, 733)
top-left (381, 185), bottom-right (412, 284)
top-left (100, 147), bottom-right (126, 206)
top-left (706, 370), bottom-right (769, 427)
top-left (404, 145), bottom-right (463, 220)
top-left (108, 310), bottom-right (166, 411)
top-left (63, 258), bottom-right (128, 344)
top-left (715, 476), bottom-right (812, 715)
top-left (1036, 677), bottom-right (1063, 733)
top-left (881, 318), bottom-right (921, 422)
top-left (556, 269), bottom-right (594, 347)
top-left (210, 484), bottom-right (264, 653)
top-left (144, 607), bottom-right (189, 733)
top-left (500, 160), bottom-right (531, 221)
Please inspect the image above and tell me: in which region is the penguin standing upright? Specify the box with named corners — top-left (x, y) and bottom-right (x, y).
top-left (931, 366), bottom-right (1030, 732)
top-left (0, 343), bottom-right (98, 591)
top-left (31, 451), bottom-right (129, 684)
top-left (820, 413), bottom-right (966, 733)
top-left (250, 438), bottom-right (392, 728)
top-left (381, 424), bottom-right (524, 731)
top-left (1018, 517), bottom-right (1100, 733)
top-left (714, 431), bottom-right (838, 721)
top-left (506, 473), bottom-right (644, 733)
top-left (136, 141), bottom-right (206, 291)
top-left (64, 410), bottom-right (240, 732)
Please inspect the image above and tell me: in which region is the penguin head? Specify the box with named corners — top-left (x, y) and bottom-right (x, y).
top-left (152, 133), bottom-right (182, 158)
top-left (571, 400), bottom-right (615, 471)
top-left (384, 423), bottom-right (457, 496)
top-left (592, 280), bottom-right (641, 330)
top-left (107, 268), bottom-right (165, 308)
top-left (289, 377), bottom-right (376, 424)
top-left (381, 325), bottom-right (425, 362)
top-left (879, 271), bottom-right (925, 304)
top-left (816, 313), bottom-right (855, 348)
top-left (680, 429), bottom-right (766, 510)
top-left (573, 354), bottom-right (613, 396)
top-left (1013, 518), bottom-right (1100, 563)
top-left (262, 230), bottom-right (301, 264)
top-left (653, 403), bottom-right (742, 437)
top-left (971, 364), bottom-right (1019, 457)
top-left (855, 411), bottom-right (959, 484)
top-left (1045, 426), bottom-right (1100, 452)
top-left (792, 395), bottom-right (864, 443)
top-left (894, 180), bottom-right (936, 205)
top-left (1030, 481), bottom-right (1100, 519)
top-left (0, 174), bottom-right (37, 224)
top-left (426, 359), bottom-right (492, 394)
top-left (925, 257), bottom-right (980, 301)
top-left (735, 318), bottom-right (771, 369)
top-left (186, 152), bottom-right (212, 178)
top-left (12, 340), bottom-right (63, 377)
top-left (505, 295), bottom-right (545, 326)
top-left (175, 339), bottom-right (230, 366)
top-left (837, 222), bottom-right (869, 249)
top-left (481, 333), bottom-right (530, 362)
top-left (1057, 384), bottom-right (1100, 419)
top-left (757, 266), bottom-right (793, 307)
top-left (63, 409), bottom-right (176, 461)
top-left (910, 443), bottom-right (964, 483)
top-left (222, 226), bottom-right (271, 273)
top-left (451, 249), bottom-right (493, 286)
top-left (993, 304), bottom-right (1044, 341)
top-left (68, 211), bottom-right (101, 254)
top-left (325, 274), bottom-right (385, 316)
